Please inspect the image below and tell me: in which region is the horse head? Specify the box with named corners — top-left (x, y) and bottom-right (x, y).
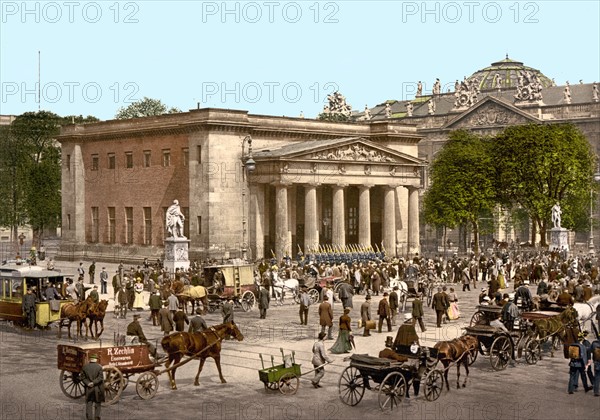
top-left (561, 306), bottom-right (579, 327)
top-left (224, 322), bottom-right (244, 342)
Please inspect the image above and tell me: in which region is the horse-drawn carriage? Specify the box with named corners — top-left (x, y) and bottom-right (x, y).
top-left (57, 340), bottom-right (161, 404)
top-left (338, 323), bottom-right (444, 411)
top-left (202, 263), bottom-right (256, 312)
top-left (464, 305), bottom-right (577, 370)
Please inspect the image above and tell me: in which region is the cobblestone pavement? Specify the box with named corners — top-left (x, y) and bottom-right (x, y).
top-left (0, 258), bottom-right (598, 419)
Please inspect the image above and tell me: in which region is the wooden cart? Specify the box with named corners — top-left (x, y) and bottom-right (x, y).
top-left (57, 340), bottom-right (160, 404)
top-left (203, 263), bottom-right (256, 312)
top-left (258, 349), bottom-right (303, 395)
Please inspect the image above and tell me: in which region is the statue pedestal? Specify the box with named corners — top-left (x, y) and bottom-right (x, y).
top-left (549, 227), bottom-right (569, 252)
top-left (164, 237), bottom-right (190, 273)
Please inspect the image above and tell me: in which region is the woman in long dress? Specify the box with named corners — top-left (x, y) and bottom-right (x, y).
top-left (330, 308), bottom-right (353, 354)
top-left (133, 278), bottom-right (145, 309)
top-left (498, 265), bottom-right (506, 289)
top-left (446, 287), bottom-right (460, 320)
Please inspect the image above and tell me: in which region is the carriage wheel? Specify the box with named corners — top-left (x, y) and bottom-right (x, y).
top-left (424, 369), bottom-right (444, 401)
top-left (378, 372), bottom-right (406, 411)
top-left (308, 289), bottom-right (320, 304)
top-left (467, 345), bottom-right (479, 365)
top-left (264, 381), bottom-right (279, 391)
top-left (241, 291), bottom-right (255, 312)
top-left (338, 366), bottom-right (366, 406)
top-left (524, 338), bottom-right (541, 365)
top-left (278, 373), bottom-right (299, 395)
top-left (293, 291), bottom-right (301, 305)
top-left (103, 366), bottom-right (125, 405)
top-left (59, 370), bottom-right (85, 399)
top-left (490, 335), bottom-right (512, 371)
top-left (470, 311), bottom-right (484, 327)
top-left (136, 371), bottom-right (159, 400)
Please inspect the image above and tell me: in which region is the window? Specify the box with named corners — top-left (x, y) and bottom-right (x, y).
top-left (125, 207), bottom-right (133, 244)
top-left (107, 207), bottom-right (116, 243)
top-left (197, 145), bottom-right (202, 162)
top-left (182, 148), bottom-right (189, 167)
top-left (125, 152), bottom-right (133, 168)
top-left (143, 207), bottom-right (152, 245)
top-left (182, 207), bottom-right (190, 238)
top-left (143, 150), bottom-right (151, 168)
top-left (91, 155), bottom-right (99, 171)
top-left (91, 207), bottom-right (99, 242)
top-left (197, 216), bottom-right (202, 235)
top-left (162, 149), bottom-right (171, 167)
top-left (108, 153), bottom-right (115, 169)
top-left (66, 154), bottom-right (71, 171)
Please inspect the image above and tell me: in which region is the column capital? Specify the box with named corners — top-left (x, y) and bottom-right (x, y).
top-left (332, 183), bottom-right (349, 189)
top-left (358, 184), bottom-right (374, 190)
top-left (304, 182), bottom-right (321, 188)
top-left (271, 180), bottom-right (293, 188)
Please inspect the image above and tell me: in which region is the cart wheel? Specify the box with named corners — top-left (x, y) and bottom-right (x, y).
top-left (241, 291), bottom-right (256, 312)
top-left (264, 381), bottom-right (279, 391)
top-left (338, 366), bottom-right (366, 406)
top-left (378, 372), bottom-right (406, 411)
top-left (136, 371), bottom-right (159, 400)
top-left (278, 373), bottom-right (299, 395)
top-left (524, 338), bottom-right (541, 365)
top-left (467, 346), bottom-right (478, 365)
top-left (424, 369), bottom-right (444, 401)
top-left (59, 370), bottom-right (85, 399)
top-left (308, 289), bottom-right (320, 304)
top-left (103, 366), bottom-right (125, 405)
top-left (490, 335), bottom-right (512, 371)
top-left (470, 311), bottom-right (484, 327)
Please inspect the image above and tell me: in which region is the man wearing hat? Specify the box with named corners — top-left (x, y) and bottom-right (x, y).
top-left (148, 291), bottom-right (162, 326)
top-left (189, 307), bottom-right (208, 333)
top-left (99, 267), bottom-right (108, 294)
top-left (311, 332), bottom-right (333, 388)
top-left (389, 286), bottom-right (399, 326)
top-left (361, 295), bottom-right (372, 336)
top-left (89, 285), bottom-right (99, 304)
top-left (411, 292), bottom-right (426, 332)
top-left (81, 353), bottom-right (104, 420)
top-left (299, 287), bottom-right (311, 325)
top-left (127, 314), bottom-right (158, 359)
top-left (318, 295), bottom-right (334, 340)
top-left (377, 292), bottom-right (392, 333)
top-left (501, 293), bottom-right (519, 331)
top-left (432, 287), bottom-right (449, 328)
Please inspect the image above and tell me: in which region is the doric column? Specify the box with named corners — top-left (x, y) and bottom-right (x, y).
top-left (304, 183), bottom-right (319, 253)
top-left (358, 185), bottom-right (371, 247)
top-left (274, 182), bottom-right (291, 261)
top-left (383, 186), bottom-right (396, 256)
top-left (332, 184), bottom-right (346, 248)
top-left (407, 186), bottom-right (420, 255)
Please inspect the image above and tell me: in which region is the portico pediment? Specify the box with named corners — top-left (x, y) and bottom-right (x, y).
top-left (253, 137), bottom-right (424, 166)
top-left (444, 96), bottom-right (539, 130)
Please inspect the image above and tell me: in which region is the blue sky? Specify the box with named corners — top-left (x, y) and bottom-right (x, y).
top-left (1, 0), bottom-right (599, 120)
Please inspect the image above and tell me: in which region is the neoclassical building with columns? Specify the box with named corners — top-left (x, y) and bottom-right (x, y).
top-left (57, 110), bottom-right (425, 262)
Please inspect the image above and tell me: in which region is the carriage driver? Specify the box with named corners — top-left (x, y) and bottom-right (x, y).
top-left (126, 314), bottom-right (158, 360)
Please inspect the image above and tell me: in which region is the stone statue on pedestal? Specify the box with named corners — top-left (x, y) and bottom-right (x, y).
top-left (551, 202), bottom-right (562, 229)
top-left (164, 199), bottom-right (190, 272)
top-left (416, 81), bottom-right (423, 97)
top-left (385, 103), bottom-right (392, 118)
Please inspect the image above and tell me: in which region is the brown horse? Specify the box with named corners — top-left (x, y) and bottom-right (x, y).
top-left (434, 334), bottom-right (478, 390)
top-left (162, 280), bottom-right (208, 314)
top-left (532, 306), bottom-right (579, 357)
top-left (87, 299), bottom-right (109, 339)
top-left (161, 322), bottom-right (244, 390)
top-left (58, 296), bottom-right (93, 339)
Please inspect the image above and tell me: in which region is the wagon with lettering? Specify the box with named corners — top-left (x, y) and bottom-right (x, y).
top-left (57, 339), bottom-right (161, 404)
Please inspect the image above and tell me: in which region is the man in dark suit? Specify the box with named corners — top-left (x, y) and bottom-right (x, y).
top-left (189, 308), bottom-right (208, 333)
top-left (81, 353), bottom-right (104, 420)
top-left (361, 295), bottom-right (372, 336)
top-left (259, 284), bottom-right (270, 319)
top-left (173, 309), bottom-right (189, 332)
top-left (389, 286), bottom-right (399, 326)
top-left (318, 295), bottom-right (334, 339)
top-left (377, 292), bottom-right (392, 333)
top-left (412, 292), bottom-right (426, 332)
top-left (431, 287), bottom-right (449, 328)
top-left (22, 288), bottom-right (37, 329)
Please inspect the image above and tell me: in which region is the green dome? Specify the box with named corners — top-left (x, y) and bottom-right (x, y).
top-left (466, 55), bottom-right (554, 91)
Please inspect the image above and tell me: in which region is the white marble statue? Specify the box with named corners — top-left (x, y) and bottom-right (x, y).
top-left (385, 103), bottom-right (392, 118)
top-left (406, 102), bottom-right (413, 117)
top-left (364, 105), bottom-right (372, 120)
top-left (564, 82), bottom-right (572, 104)
top-left (427, 99), bottom-right (435, 115)
top-left (592, 83), bottom-right (598, 102)
top-left (551, 202), bottom-right (562, 229)
top-left (166, 199), bottom-right (186, 238)
top-left (416, 81), bottom-right (423, 97)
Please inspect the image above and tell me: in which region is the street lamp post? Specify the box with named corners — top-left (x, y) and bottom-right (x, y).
top-left (241, 135), bottom-right (256, 261)
top-left (588, 168), bottom-right (600, 253)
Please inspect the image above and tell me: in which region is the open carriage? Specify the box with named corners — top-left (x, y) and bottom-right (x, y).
top-left (338, 323), bottom-right (444, 411)
top-left (202, 263), bottom-right (256, 312)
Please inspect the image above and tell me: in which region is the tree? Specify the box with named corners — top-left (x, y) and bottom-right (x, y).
top-left (492, 123), bottom-right (595, 246)
top-left (115, 97), bottom-right (181, 119)
top-left (422, 130), bottom-right (496, 255)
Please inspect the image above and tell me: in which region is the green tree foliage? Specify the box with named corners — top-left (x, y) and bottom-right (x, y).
top-left (115, 97), bottom-right (181, 119)
top-left (492, 123), bottom-right (594, 245)
top-left (422, 130), bottom-right (496, 255)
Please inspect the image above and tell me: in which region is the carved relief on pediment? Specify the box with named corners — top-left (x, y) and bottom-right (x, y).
top-left (311, 144), bottom-right (397, 162)
top-left (451, 103), bottom-right (531, 128)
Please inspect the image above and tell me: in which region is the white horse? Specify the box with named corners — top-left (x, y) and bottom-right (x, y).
top-left (574, 295), bottom-right (600, 335)
top-left (388, 277), bottom-right (409, 311)
top-left (272, 278), bottom-right (299, 305)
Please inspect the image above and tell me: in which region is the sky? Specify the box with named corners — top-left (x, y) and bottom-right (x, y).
top-left (1, 0), bottom-right (599, 120)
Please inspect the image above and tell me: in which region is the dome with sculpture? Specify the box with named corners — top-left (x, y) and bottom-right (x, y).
top-left (466, 55), bottom-right (555, 91)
